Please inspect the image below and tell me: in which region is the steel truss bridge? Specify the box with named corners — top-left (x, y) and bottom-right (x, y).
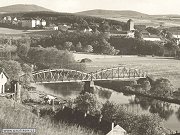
top-left (30, 66), bottom-right (147, 84)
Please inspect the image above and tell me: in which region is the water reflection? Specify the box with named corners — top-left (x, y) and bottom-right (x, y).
top-left (149, 100), bottom-right (174, 121)
top-left (34, 83), bottom-right (180, 131)
top-left (34, 82), bottom-right (84, 98)
top-left (134, 96), bottom-right (151, 110)
top-left (97, 87), bottom-right (112, 100)
top-left (128, 96), bottom-right (174, 120)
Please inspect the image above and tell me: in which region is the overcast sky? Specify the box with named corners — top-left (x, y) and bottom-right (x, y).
top-left (1, 0), bottom-right (180, 15)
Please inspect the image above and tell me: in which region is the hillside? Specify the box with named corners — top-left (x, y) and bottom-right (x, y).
top-left (77, 9), bottom-right (150, 18)
top-left (0, 4), bottom-right (53, 13)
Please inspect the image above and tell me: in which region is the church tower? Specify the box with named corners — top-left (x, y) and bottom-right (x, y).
top-left (127, 19), bottom-right (134, 31)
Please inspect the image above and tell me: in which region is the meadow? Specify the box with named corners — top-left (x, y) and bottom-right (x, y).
top-left (74, 53), bottom-right (180, 88)
top-left (0, 27), bottom-right (58, 36)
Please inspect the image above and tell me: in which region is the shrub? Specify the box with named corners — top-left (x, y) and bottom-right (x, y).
top-left (74, 92), bottom-right (102, 115)
top-left (150, 78), bottom-right (175, 97)
top-left (101, 101), bottom-right (165, 135)
top-left (0, 60), bottom-right (22, 81)
top-left (28, 47), bottom-right (86, 71)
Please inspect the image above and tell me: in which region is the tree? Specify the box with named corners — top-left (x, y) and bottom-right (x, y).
top-left (79, 19), bottom-right (89, 30)
top-left (83, 45), bottom-right (93, 53)
top-left (140, 79), bottom-right (151, 92)
top-left (17, 43), bottom-right (30, 58)
top-left (150, 78), bottom-right (175, 97)
top-left (101, 101), bottom-right (120, 121)
top-left (164, 41), bottom-right (179, 57)
top-left (134, 30), bottom-right (142, 39)
top-left (146, 27), bottom-right (160, 35)
top-left (0, 60), bottom-right (22, 81)
top-left (63, 42), bottom-right (73, 51)
top-left (99, 21), bottom-right (110, 32)
top-left (75, 42), bottom-right (82, 52)
top-left (20, 63), bottom-right (33, 87)
top-left (27, 47), bottom-right (85, 71)
top-left (131, 114), bottom-right (164, 135)
top-left (74, 92), bottom-right (102, 115)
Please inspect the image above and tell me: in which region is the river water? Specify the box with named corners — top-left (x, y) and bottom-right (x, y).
top-left (34, 82), bottom-right (180, 132)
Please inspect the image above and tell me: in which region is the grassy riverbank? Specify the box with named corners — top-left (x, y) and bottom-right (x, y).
top-left (0, 97), bottom-right (100, 135)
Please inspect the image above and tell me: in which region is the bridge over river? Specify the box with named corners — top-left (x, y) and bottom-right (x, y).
top-left (31, 66), bottom-right (147, 84)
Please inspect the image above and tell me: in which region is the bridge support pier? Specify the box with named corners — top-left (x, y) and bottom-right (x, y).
top-left (83, 81), bottom-right (95, 94)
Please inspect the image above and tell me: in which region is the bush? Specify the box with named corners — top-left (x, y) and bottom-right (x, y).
top-left (74, 92), bottom-right (102, 115)
top-left (83, 45), bottom-right (93, 53)
top-left (28, 47), bottom-right (86, 71)
top-left (150, 78), bottom-right (175, 97)
top-left (101, 101), bottom-right (165, 135)
top-left (0, 60), bottom-right (22, 81)
top-left (80, 58), bottom-right (92, 63)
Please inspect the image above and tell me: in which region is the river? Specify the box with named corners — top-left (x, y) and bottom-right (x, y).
top-left (34, 82), bottom-right (180, 132)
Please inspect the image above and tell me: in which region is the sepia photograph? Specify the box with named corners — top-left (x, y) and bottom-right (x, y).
top-left (0, 0), bottom-right (180, 135)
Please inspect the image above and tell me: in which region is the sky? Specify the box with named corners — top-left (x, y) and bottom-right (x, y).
top-left (1, 0), bottom-right (180, 15)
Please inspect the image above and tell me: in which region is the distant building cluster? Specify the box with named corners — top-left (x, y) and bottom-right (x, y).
top-left (141, 29), bottom-right (161, 41)
top-left (110, 19), bottom-right (167, 42)
top-left (110, 19), bottom-right (135, 38)
top-left (0, 16), bottom-right (47, 28)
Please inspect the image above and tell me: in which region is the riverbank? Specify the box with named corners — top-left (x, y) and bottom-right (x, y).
top-left (95, 80), bottom-right (180, 105)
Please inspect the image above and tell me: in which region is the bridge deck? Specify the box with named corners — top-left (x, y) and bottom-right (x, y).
top-left (23, 67), bottom-right (147, 84)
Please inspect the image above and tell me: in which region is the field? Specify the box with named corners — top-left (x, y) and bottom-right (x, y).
top-left (108, 16), bottom-right (180, 27)
top-left (0, 27), bottom-right (58, 36)
top-left (74, 53), bottom-right (180, 88)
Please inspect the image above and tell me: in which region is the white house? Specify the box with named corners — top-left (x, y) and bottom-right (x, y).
top-left (21, 18), bottom-right (46, 28)
top-left (106, 124), bottom-right (127, 135)
top-left (0, 68), bottom-right (8, 94)
top-left (36, 19), bottom-right (41, 26)
top-left (172, 32), bottom-right (180, 45)
top-left (41, 19), bottom-right (46, 27)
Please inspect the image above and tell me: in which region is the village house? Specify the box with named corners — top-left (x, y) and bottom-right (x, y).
top-left (47, 24), bottom-right (58, 30)
top-left (21, 18), bottom-right (47, 28)
top-left (21, 19), bottom-right (36, 28)
top-left (84, 27), bottom-right (93, 32)
top-left (0, 68), bottom-right (8, 94)
top-left (41, 19), bottom-right (46, 27)
top-left (171, 31), bottom-right (180, 45)
top-left (142, 34), bottom-right (161, 41)
top-left (58, 25), bottom-right (68, 32)
top-left (110, 30), bottom-right (134, 38)
top-left (35, 18), bottom-right (41, 26)
top-left (141, 29), bottom-right (161, 41)
top-left (1, 16), bottom-right (12, 24)
top-left (11, 17), bottom-right (19, 25)
top-left (106, 124), bottom-right (127, 135)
